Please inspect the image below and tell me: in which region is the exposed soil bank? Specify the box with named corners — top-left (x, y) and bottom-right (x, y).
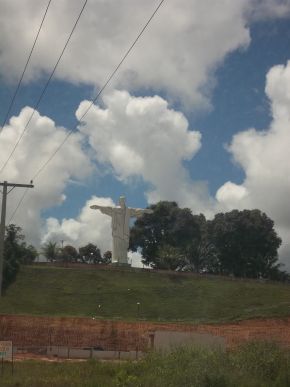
top-left (1, 315), bottom-right (290, 351)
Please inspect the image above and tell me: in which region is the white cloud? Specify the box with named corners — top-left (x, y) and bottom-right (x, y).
top-left (0, 107), bottom-right (93, 245)
top-left (247, 0), bottom-right (290, 20)
top-left (76, 90), bottom-right (213, 214)
top-left (216, 182), bottom-right (248, 206)
top-left (43, 196), bottom-right (113, 253)
top-left (216, 61), bottom-right (290, 269)
top-left (0, 0), bottom-right (257, 107)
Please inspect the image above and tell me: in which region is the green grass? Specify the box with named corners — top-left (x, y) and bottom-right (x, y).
top-left (0, 265), bottom-right (290, 323)
top-left (1, 342), bottom-right (290, 386)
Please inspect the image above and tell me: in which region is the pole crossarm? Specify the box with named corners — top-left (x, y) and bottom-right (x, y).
top-left (0, 183), bottom-right (34, 188)
top-left (0, 181), bottom-right (34, 296)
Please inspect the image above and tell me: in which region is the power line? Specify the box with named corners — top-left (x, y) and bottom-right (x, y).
top-left (0, 0), bottom-right (52, 134)
top-left (78, 0), bottom-right (166, 121)
top-left (8, 0), bottom-right (165, 223)
top-left (8, 187), bottom-right (30, 224)
top-left (33, 0), bottom-right (165, 180)
top-left (0, 0), bottom-right (88, 176)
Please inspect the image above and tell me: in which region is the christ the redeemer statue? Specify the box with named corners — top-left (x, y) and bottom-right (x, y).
top-left (90, 196), bottom-right (153, 265)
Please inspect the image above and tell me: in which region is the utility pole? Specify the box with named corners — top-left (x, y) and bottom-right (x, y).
top-left (0, 181), bottom-right (34, 296)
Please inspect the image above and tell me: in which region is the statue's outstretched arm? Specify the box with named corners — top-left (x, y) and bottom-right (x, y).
top-left (90, 205), bottom-right (113, 216)
top-left (129, 208), bottom-right (153, 218)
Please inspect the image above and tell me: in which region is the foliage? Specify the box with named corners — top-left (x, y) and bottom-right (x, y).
top-left (130, 201), bottom-right (205, 270)
top-left (130, 202), bottom-right (285, 280)
top-left (79, 243), bottom-right (102, 264)
top-left (41, 241), bottom-right (59, 262)
top-left (103, 250), bottom-right (112, 264)
top-left (2, 224), bottom-right (37, 291)
top-left (154, 244), bottom-right (185, 270)
top-left (19, 244), bottom-right (38, 265)
top-left (1, 342), bottom-right (290, 387)
top-left (59, 245), bottom-right (78, 263)
top-left (208, 209), bottom-right (282, 279)
top-left (41, 242), bottom-right (110, 265)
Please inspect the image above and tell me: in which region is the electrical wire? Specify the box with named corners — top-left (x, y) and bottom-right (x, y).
top-left (33, 0), bottom-right (165, 181)
top-left (0, 0), bottom-right (88, 176)
top-left (0, 0), bottom-right (52, 135)
top-left (8, 0), bottom-right (165, 223)
top-left (8, 188), bottom-right (29, 224)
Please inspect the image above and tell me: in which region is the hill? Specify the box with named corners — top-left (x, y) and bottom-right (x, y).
top-left (0, 265), bottom-right (290, 323)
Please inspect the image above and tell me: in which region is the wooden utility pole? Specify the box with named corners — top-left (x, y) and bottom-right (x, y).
top-left (0, 181), bottom-right (34, 296)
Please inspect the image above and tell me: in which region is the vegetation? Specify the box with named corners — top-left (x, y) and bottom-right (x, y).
top-left (130, 201), bottom-right (286, 280)
top-left (2, 224), bottom-right (38, 292)
top-left (42, 241), bottom-right (110, 265)
top-left (41, 241), bottom-right (59, 262)
top-left (1, 342), bottom-right (290, 386)
top-left (79, 243), bottom-right (102, 264)
top-left (0, 265), bottom-right (290, 322)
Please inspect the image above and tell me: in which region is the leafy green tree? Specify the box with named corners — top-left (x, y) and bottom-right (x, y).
top-left (130, 201), bottom-right (205, 269)
top-left (103, 250), bottom-right (112, 264)
top-left (19, 244), bottom-right (38, 264)
top-left (154, 244), bottom-right (185, 270)
top-left (208, 209), bottom-right (282, 279)
top-left (41, 241), bottom-right (59, 262)
top-left (79, 243), bottom-right (102, 264)
top-left (59, 245), bottom-right (78, 263)
top-left (2, 224), bottom-right (37, 291)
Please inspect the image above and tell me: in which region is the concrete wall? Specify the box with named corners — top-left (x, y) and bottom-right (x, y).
top-left (153, 331), bottom-right (225, 351)
top-left (46, 346), bottom-right (143, 360)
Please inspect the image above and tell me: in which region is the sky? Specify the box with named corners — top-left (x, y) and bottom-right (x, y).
top-left (0, 0), bottom-right (290, 269)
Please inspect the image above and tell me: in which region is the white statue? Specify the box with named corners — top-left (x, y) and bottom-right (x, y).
top-left (90, 196), bottom-right (153, 265)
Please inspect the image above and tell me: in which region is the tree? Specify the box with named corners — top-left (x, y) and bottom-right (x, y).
top-left (41, 241), bottom-right (59, 262)
top-left (103, 250), bottom-right (112, 264)
top-left (154, 244), bottom-right (185, 270)
top-left (130, 201), bottom-right (205, 269)
top-left (59, 245), bottom-right (78, 263)
top-left (208, 209), bottom-right (282, 279)
top-left (2, 224), bottom-right (37, 292)
top-left (19, 244), bottom-right (38, 265)
top-left (79, 243), bottom-right (102, 264)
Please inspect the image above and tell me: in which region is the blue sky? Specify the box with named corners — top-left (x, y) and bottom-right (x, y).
top-left (0, 0), bottom-right (290, 268)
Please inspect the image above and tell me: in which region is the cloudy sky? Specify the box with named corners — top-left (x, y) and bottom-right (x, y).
top-left (0, 0), bottom-right (290, 269)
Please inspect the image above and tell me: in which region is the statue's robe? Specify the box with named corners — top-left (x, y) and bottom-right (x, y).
top-left (97, 206), bottom-right (146, 264)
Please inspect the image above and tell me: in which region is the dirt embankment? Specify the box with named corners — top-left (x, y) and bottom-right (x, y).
top-left (1, 315), bottom-right (290, 351)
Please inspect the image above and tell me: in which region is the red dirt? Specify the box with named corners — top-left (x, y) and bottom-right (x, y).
top-left (1, 315), bottom-right (290, 351)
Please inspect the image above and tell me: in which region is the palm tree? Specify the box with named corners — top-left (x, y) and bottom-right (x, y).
top-left (41, 241), bottom-right (59, 262)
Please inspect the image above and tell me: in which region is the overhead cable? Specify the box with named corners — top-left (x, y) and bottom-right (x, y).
top-left (9, 0), bottom-right (165, 223)
top-left (0, 0), bottom-right (88, 175)
top-left (0, 0), bottom-right (53, 134)
top-left (33, 0), bottom-right (165, 181)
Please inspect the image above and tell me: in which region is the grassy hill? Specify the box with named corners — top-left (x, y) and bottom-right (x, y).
top-left (0, 265), bottom-right (290, 323)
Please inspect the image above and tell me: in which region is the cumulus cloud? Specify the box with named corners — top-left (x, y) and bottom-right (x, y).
top-left (248, 0), bottom-right (290, 20)
top-left (216, 60), bottom-right (290, 268)
top-left (76, 90), bottom-right (213, 214)
top-left (0, 107), bottom-right (93, 245)
top-left (43, 196), bottom-right (113, 252)
top-left (0, 0), bottom-right (255, 107)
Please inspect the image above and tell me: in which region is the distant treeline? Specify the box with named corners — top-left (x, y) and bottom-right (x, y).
top-left (2, 201), bottom-right (288, 292)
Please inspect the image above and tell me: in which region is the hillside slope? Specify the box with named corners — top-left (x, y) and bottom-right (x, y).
top-left (0, 265), bottom-right (290, 323)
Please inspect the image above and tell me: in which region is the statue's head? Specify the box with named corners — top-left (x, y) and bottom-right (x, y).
top-left (119, 196), bottom-right (126, 208)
